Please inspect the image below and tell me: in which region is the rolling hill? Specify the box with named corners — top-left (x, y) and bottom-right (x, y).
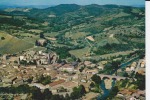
top-left (0, 4), bottom-right (145, 57)
top-left (0, 31), bottom-right (34, 54)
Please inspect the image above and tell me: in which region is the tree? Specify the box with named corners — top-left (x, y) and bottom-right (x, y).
top-left (43, 89), bottom-right (52, 100)
top-left (40, 33), bottom-right (44, 38)
top-left (90, 82), bottom-right (95, 88)
top-left (1, 37), bottom-right (5, 40)
top-left (135, 73), bottom-right (145, 90)
top-left (70, 85), bottom-right (86, 99)
top-left (31, 86), bottom-right (43, 100)
top-left (111, 60), bottom-right (121, 75)
top-left (123, 72), bottom-right (129, 77)
top-left (20, 60), bottom-right (27, 66)
top-left (37, 75), bottom-right (51, 85)
top-left (14, 60), bottom-right (18, 64)
top-left (16, 84), bottom-right (30, 93)
top-left (27, 77), bottom-right (33, 83)
top-left (35, 40), bottom-right (39, 46)
top-left (70, 89), bottom-right (79, 99)
top-left (42, 76), bottom-right (51, 85)
top-left (120, 78), bottom-right (128, 87)
top-left (51, 94), bottom-right (64, 100)
top-left (79, 66), bottom-right (85, 72)
top-left (65, 93), bottom-right (70, 100)
top-left (107, 86), bottom-right (119, 99)
top-left (79, 85), bottom-right (86, 95)
top-left (91, 74), bottom-right (101, 84)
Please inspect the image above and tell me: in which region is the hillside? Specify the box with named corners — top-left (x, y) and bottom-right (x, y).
top-left (0, 4), bottom-right (145, 100)
top-left (0, 4), bottom-right (145, 58)
top-left (0, 31), bottom-right (33, 54)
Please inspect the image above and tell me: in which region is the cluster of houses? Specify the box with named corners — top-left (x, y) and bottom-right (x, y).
top-left (0, 49), bottom-right (146, 99)
top-left (0, 50), bottom-right (103, 97)
top-left (125, 59), bottom-right (145, 75)
top-left (0, 50), bottom-right (59, 66)
top-left (117, 89), bottom-right (145, 100)
top-left (0, 65), bottom-right (99, 96)
top-left (18, 50), bottom-right (59, 65)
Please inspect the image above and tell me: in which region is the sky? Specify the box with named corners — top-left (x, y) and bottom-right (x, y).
top-left (0, 0), bottom-right (145, 6)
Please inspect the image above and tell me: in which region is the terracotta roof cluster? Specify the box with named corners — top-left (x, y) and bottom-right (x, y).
top-left (119, 89), bottom-right (135, 95)
top-left (61, 81), bottom-right (78, 88)
top-left (118, 89), bottom-right (145, 99)
top-left (48, 79), bottom-right (65, 87)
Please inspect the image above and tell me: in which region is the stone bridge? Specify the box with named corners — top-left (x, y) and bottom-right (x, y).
top-left (97, 74), bottom-right (127, 81)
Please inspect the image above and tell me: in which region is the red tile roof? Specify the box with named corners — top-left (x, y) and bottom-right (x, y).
top-left (49, 79), bottom-right (65, 87)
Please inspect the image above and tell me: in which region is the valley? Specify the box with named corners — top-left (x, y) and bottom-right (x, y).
top-left (0, 4), bottom-right (145, 100)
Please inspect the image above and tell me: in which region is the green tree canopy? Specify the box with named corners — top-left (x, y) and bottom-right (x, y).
top-left (43, 89), bottom-right (52, 100)
top-left (91, 74), bottom-right (101, 84)
top-left (107, 86), bottom-right (119, 99)
top-left (70, 85), bottom-right (86, 99)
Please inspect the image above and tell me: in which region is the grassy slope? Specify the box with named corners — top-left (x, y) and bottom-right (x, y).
top-left (69, 47), bottom-right (90, 58)
top-left (0, 32), bottom-right (34, 54)
top-left (92, 50), bottom-right (135, 60)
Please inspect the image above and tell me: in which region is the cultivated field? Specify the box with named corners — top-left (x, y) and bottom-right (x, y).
top-left (0, 32), bottom-right (34, 54)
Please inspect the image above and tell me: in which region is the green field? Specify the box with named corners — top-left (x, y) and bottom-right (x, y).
top-left (29, 46), bottom-right (46, 51)
top-left (69, 47), bottom-right (90, 58)
top-left (91, 50), bottom-right (135, 60)
top-left (44, 32), bottom-right (60, 37)
top-left (95, 36), bottom-right (120, 47)
top-left (65, 32), bottom-right (90, 40)
top-left (0, 32), bottom-right (34, 54)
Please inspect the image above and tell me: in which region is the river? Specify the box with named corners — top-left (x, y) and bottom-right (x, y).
top-left (97, 56), bottom-right (139, 99)
top-left (111, 56), bottom-right (139, 74)
top-left (97, 79), bottom-right (116, 100)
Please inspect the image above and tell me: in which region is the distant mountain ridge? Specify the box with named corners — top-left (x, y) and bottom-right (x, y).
top-left (0, 3), bottom-right (145, 10)
top-left (25, 4), bottom-right (144, 19)
top-left (0, 5), bottom-right (55, 10)
top-left (0, 4), bottom-right (145, 54)
top-left (0, 4), bottom-right (144, 31)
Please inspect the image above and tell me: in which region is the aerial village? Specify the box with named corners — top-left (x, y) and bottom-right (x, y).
top-left (0, 47), bottom-right (145, 99)
top-left (0, 2), bottom-right (146, 100)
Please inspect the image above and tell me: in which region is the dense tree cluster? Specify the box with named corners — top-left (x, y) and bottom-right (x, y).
top-left (0, 84), bottom-right (86, 100)
top-left (70, 85), bottom-right (86, 99)
top-left (37, 75), bottom-right (51, 85)
top-left (0, 85), bottom-right (53, 100)
top-left (94, 43), bottom-right (133, 55)
top-left (51, 47), bottom-right (71, 59)
top-left (99, 60), bottom-right (121, 75)
top-left (1, 37), bottom-right (5, 40)
top-left (134, 73), bottom-right (145, 90)
top-left (91, 74), bottom-right (101, 84)
top-left (0, 17), bottom-right (25, 27)
top-left (107, 86), bottom-right (119, 99)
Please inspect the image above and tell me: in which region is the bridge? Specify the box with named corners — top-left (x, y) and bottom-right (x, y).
top-left (97, 74), bottom-right (127, 81)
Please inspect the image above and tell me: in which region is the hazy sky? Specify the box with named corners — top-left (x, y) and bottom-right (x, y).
top-left (0, 0), bottom-right (145, 6)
